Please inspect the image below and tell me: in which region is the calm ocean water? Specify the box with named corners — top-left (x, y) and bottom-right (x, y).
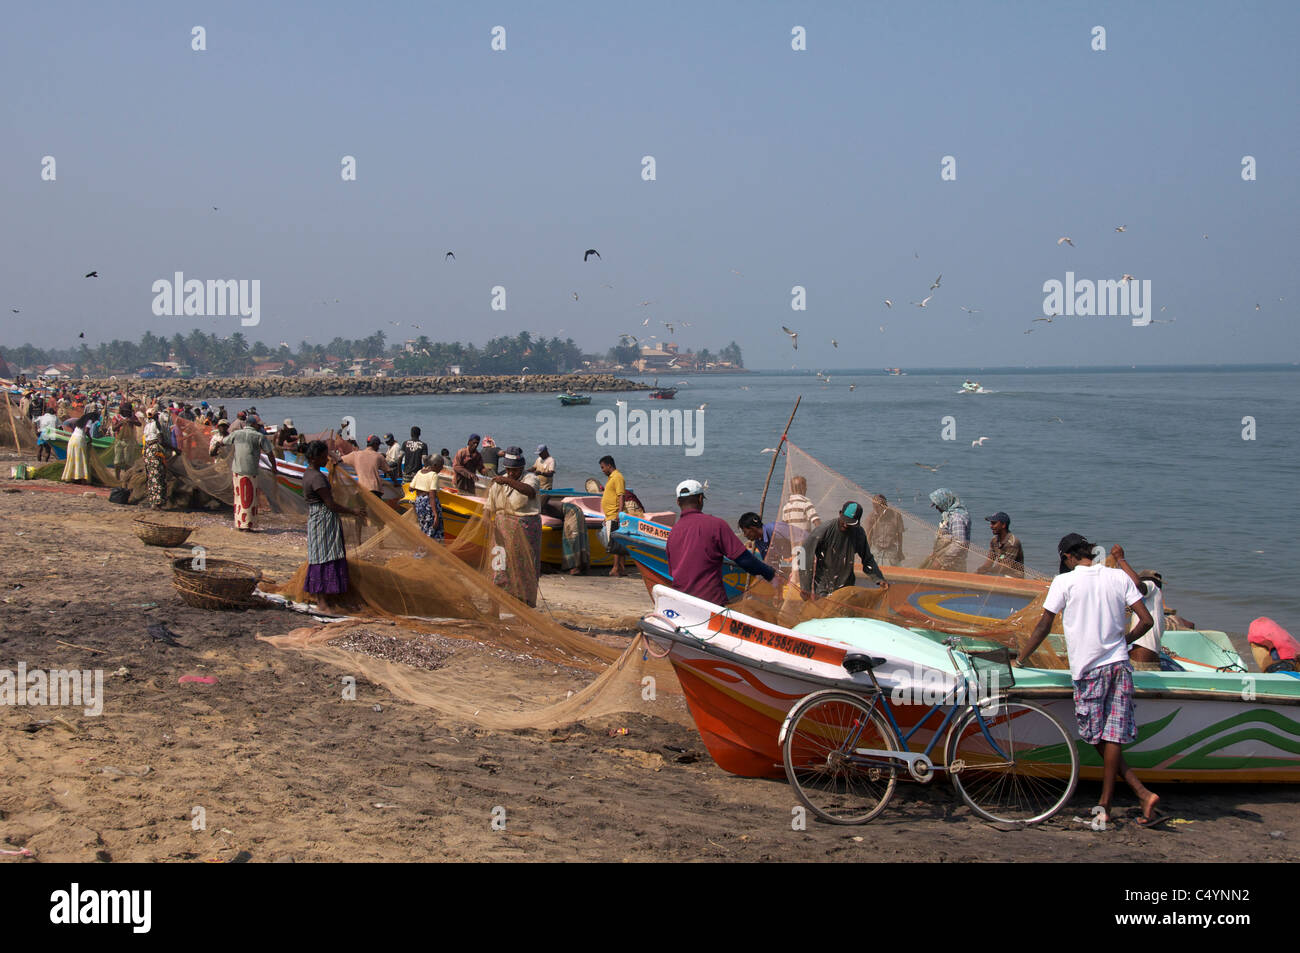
top-left (225, 365), bottom-right (1298, 634)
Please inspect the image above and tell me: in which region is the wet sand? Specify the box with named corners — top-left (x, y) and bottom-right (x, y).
top-left (0, 468), bottom-right (1297, 863)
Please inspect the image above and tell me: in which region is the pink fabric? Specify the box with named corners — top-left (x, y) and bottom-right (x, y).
top-left (1248, 617), bottom-right (1299, 660)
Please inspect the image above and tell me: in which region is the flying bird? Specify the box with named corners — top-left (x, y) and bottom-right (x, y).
top-left (759, 447), bottom-right (782, 454)
top-left (638, 299), bottom-right (655, 307)
top-left (10, 309), bottom-right (18, 314)
top-left (960, 306), bottom-right (982, 313)
top-left (1033, 315), bottom-right (1055, 323)
top-left (584, 249), bottom-right (601, 261)
top-left (781, 325), bottom-right (799, 349)
top-left (884, 299), bottom-right (893, 308)
top-left (1057, 237), bottom-right (1073, 247)
top-left (1049, 416), bottom-right (1064, 423)
top-left (410, 323), bottom-right (421, 329)
top-left (913, 461), bottom-right (946, 472)
top-left (1114, 225), bottom-right (1127, 233)
top-left (79, 332), bottom-right (85, 338)
top-left (912, 295), bottom-right (933, 308)
top-left (971, 437), bottom-right (990, 447)
top-left (1024, 328), bottom-right (1035, 335)
top-left (930, 274), bottom-right (942, 291)
top-left (697, 403), bottom-right (708, 411)
top-left (831, 339), bottom-right (838, 348)
top-left (641, 317), bottom-right (649, 326)
top-left (879, 326), bottom-right (886, 333)
top-left (730, 269), bottom-right (743, 277)
top-left (848, 384), bottom-right (856, 391)
top-left (1120, 274), bottom-right (1136, 283)
top-left (572, 292), bottom-right (579, 301)
top-left (84, 271), bottom-right (99, 278)
top-left (445, 252), bottom-right (455, 261)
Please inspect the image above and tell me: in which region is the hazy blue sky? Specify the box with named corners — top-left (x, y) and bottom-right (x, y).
top-left (2, 0), bottom-right (1297, 368)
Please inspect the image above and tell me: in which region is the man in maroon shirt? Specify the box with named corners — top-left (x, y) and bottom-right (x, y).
top-left (666, 479), bottom-right (775, 605)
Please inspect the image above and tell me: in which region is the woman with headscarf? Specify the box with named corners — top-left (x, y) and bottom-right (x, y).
top-left (921, 487), bottom-right (971, 573)
top-left (60, 413), bottom-right (98, 484)
top-left (111, 401), bottom-right (142, 479)
top-left (301, 441), bottom-right (362, 602)
top-left (485, 446), bottom-right (541, 606)
top-left (409, 454), bottom-right (446, 540)
top-left (142, 412), bottom-right (169, 508)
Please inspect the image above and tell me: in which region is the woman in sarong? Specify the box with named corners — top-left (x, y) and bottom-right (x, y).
top-left (302, 441), bottom-right (361, 601)
top-left (60, 413), bottom-right (96, 484)
top-left (142, 415), bottom-right (169, 508)
top-left (111, 402), bottom-right (142, 479)
top-left (486, 447), bottom-right (541, 606)
top-left (409, 454), bottom-right (445, 540)
top-left (561, 501), bottom-right (590, 575)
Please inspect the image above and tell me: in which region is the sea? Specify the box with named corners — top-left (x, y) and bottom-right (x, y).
top-left (215, 364), bottom-right (1298, 635)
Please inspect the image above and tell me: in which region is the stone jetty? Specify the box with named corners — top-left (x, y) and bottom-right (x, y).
top-left (84, 373), bottom-right (647, 400)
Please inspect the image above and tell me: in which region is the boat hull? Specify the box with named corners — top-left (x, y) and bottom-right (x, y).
top-left (641, 586), bottom-right (1300, 783)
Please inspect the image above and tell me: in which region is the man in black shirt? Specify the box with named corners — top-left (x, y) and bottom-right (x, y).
top-left (799, 501), bottom-right (888, 598)
top-left (401, 426), bottom-right (430, 482)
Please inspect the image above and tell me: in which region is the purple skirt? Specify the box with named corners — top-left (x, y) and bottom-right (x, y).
top-left (305, 557), bottom-right (349, 595)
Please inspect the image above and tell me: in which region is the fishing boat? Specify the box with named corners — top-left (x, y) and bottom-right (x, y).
top-left (614, 513), bottom-right (1245, 674)
top-left (639, 585), bottom-right (1300, 783)
top-left (960, 380), bottom-right (986, 393)
top-left (44, 430), bottom-right (116, 461)
top-left (557, 393), bottom-right (592, 406)
top-left (648, 387), bottom-right (677, 399)
top-left (429, 486), bottom-right (613, 568)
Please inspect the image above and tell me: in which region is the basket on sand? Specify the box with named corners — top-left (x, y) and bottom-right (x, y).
top-left (171, 557), bottom-right (262, 610)
top-left (134, 514), bottom-right (194, 547)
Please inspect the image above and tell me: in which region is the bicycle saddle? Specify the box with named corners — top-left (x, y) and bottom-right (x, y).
top-left (843, 653), bottom-right (887, 674)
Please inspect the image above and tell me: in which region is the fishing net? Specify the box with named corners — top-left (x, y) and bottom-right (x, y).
top-left (0, 390), bottom-right (38, 453)
top-left (731, 441), bottom-right (1067, 669)
top-left (258, 462), bottom-right (690, 729)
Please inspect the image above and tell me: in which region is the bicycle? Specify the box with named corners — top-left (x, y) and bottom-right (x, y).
top-left (779, 636), bottom-right (1079, 826)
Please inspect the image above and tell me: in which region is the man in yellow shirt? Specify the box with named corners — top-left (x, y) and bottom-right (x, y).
top-left (599, 454), bottom-right (627, 577)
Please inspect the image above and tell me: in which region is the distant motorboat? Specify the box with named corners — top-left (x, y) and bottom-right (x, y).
top-left (557, 393), bottom-right (591, 406)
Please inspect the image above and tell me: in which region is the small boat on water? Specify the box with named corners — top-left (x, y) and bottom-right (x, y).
top-left (639, 585), bottom-right (1300, 783)
top-left (961, 379), bottom-right (984, 393)
top-left (557, 393), bottom-right (591, 406)
top-left (648, 387), bottom-right (677, 399)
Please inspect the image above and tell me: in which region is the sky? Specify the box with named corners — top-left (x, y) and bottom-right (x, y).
top-left (1, 0), bottom-right (1297, 369)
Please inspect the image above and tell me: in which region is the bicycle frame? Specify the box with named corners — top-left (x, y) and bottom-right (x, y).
top-left (836, 642), bottom-right (1017, 780)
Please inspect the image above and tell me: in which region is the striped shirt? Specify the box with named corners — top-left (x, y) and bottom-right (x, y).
top-left (781, 494), bottom-right (821, 532)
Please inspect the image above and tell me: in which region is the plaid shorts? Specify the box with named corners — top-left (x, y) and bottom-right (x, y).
top-left (1072, 660), bottom-right (1136, 745)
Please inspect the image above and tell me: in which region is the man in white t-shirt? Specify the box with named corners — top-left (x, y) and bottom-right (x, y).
top-left (1017, 533), bottom-right (1162, 828)
top-left (1109, 548), bottom-right (1166, 669)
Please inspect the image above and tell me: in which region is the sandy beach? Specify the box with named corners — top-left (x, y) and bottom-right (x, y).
top-left (0, 465), bottom-right (1296, 865)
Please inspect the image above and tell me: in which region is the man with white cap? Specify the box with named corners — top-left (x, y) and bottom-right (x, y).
top-left (798, 501), bottom-right (888, 599)
top-left (667, 479), bottom-right (775, 605)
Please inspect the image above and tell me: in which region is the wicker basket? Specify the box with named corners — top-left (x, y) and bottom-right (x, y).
top-left (171, 557), bottom-right (262, 611)
top-left (134, 515), bottom-right (194, 547)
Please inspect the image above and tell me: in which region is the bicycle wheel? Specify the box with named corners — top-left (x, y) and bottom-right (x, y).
top-left (782, 690), bottom-right (901, 825)
top-left (946, 698), bottom-right (1078, 825)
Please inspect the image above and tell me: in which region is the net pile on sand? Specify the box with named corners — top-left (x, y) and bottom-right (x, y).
top-left (728, 441), bottom-right (1067, 669)
top-left (259, 462), bottom-right (689, 729)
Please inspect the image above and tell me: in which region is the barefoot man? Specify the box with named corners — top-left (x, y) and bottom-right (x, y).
top-left (1016, 533), bottom-right (1163, 828)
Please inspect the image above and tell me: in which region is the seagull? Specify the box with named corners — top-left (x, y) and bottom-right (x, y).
top-left (679, 321), bottom-right (692, 328)
top-left (638, 299), bottom-right (655, 307)
top-left (1057, 237), bottom-right (1073, 247)
top-left (1255, 303), bottom-right (1261, 311)
top-left (971, 437), bottom-right (990, 447)
top-left (584, 249), bottom-right (601, 261)
top-left (572, 292), bottom-right (579, 301)
top-left (1024, 328), bottom-right (1035, 334)
top-left (730, 269), bottom-right (743, 277)
top-left (914, 461), bottom-right (946, 472)
top-left (1049, 416), bottom-right (1064, 423)
top-left (1120, 274), bottom-right (1136, 283)
top-left (884, 299), bottom-right (892, 308)
top-left (781, 325), bottom-right (799, 349)
top-left (697, 403), bottom-right (708, 411)
top-left (79, 332), bottom-right (85, 338)
top-left (410, 323), bottom-right (421, 329)
top-left (831, 339), bottom-right (838, 348)
top-left (84, 271), bottom-right (99, 278)
top-left (960, 306), bottom-right (982, 313)
top-left (641, 317), bottom-right (649, 326)
top-left (1114, 225), bottom-right (1127, 233)
top-left (615, 399), bottom-right (628, 408)
top-left (759, 447), bottom-right (782, 454)
top-left (1202, 234), bottom-right (1209, 240)
top-left (667, 359), bottom-right (679, 368)
top-left (1033, 315), bottom-right (1055, 323)
top-left (1149, 318), bottom-right (1176, 324)
top-left (445, 252), bottom-right (455, 261)
top-left (211, 206), bottom-right (218, 211)
top-left (930, 274), bottom-right (942, 291)
top-left (848, 384), bottom-right (856, 391)
top-left (389, 321), bottom-right (401, 326)
top-left (879, 326), bottom-right (886, 333)
top-left (10, 309), bottom-right (18, 314)
top-left (912, 295), bottom-right (933, 308)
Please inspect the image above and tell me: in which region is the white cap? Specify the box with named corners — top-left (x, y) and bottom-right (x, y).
top-left (676, 479), bottom-right (705, 499)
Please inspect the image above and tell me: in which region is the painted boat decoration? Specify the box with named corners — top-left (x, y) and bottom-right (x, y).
top-left (639, 585), bottom-right (1300, 783)
top-left (557, 393), bottom-right (592, 406)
